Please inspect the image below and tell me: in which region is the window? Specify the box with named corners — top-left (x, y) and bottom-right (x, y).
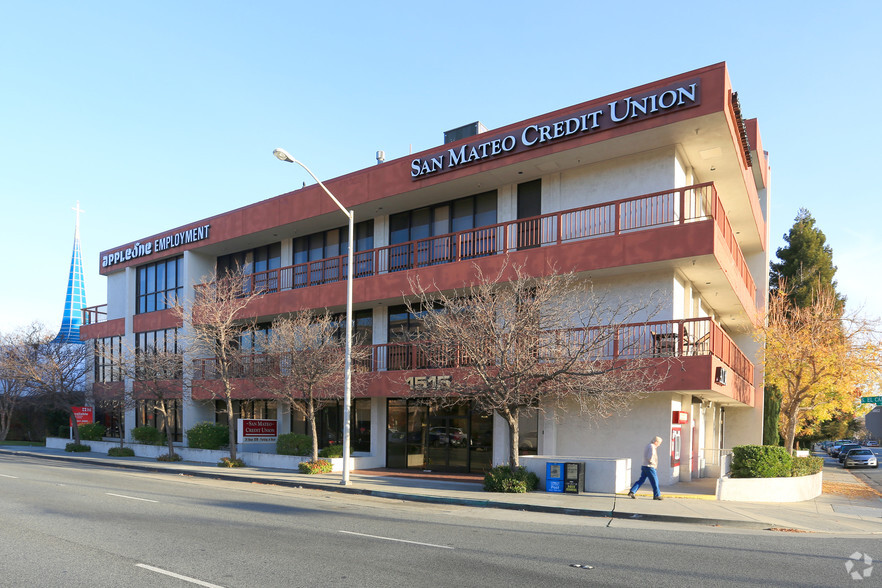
top-left (136, 399), bottom-right (183, 443)
top-left (135, 328), bottom-right (182, 379)
top-left (137, 256), bottom-right (183, 314)
top-left (217, 243), bottom-right (282, 292)
top-left (389, 191), bottom-right (497, 269)
top-left (93, 336), bottom-right (123, 383)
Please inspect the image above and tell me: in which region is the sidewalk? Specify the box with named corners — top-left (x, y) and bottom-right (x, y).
top-left (2, 445), bottom-right (880, 535)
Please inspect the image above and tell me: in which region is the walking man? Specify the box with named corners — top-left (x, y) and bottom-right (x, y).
top-left (628, 436), bottom-right (663, 500)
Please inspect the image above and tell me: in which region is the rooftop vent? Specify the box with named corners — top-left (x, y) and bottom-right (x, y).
top-left (444, 121), bottom-right (488, 144)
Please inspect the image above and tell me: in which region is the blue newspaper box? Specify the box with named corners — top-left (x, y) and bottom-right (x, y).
top-left (546, 462), bottom-right (565, 493)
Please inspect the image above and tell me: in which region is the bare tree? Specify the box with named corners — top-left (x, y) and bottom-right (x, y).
top-left (254, 310), bottom-right (369, 462)
top-left (407, 259), bottom-right (667, 468)
top-left (0, 331), bottom-right (30, 441)
top-left (3, 322), bottom-right (90, 444)
top-left (174, 267), bottom-right (263, 461)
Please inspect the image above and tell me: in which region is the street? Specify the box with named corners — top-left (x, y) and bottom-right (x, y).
top-left (0, 454), bottom-right (878, 587)
top-left (825, 446), bottom-right (882, 495)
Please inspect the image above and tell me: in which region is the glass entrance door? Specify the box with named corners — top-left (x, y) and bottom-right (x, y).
top-left (427, 414), bottom-right (470, 472)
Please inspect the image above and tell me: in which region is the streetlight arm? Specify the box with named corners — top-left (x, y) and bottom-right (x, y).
top-left (273, 148), bottom-right (352, 220)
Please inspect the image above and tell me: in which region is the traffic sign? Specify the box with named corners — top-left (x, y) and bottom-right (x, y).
top-left (860, 396), bottom-right (882, 404)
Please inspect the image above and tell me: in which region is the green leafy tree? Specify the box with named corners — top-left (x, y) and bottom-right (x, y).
top-left (763, 384), bottom-right (781, 446)
top-left (769, 208), bottom-right (844, 311)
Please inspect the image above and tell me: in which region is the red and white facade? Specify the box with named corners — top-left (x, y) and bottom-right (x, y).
top-left (82, 62), bottom-right (770, 485)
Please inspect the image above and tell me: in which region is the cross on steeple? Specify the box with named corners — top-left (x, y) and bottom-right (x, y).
top-left (72, 201), bottom-right (84, 234)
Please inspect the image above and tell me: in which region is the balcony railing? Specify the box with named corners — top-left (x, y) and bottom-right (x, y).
top-left (192, 317), bottom-right (752, 387)
top-left (224, 183), bottom-right (754, 301)
top-left (82, 304), bottom-right (108, 325)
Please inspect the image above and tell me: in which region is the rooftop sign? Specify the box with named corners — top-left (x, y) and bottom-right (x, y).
top-left (411, 79), bottom-right (700, 180)
top-left (102, 224), bottom-right (211, 268)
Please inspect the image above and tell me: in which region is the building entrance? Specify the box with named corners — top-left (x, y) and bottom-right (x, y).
top-left (386, 399), bottom-right (492, 474)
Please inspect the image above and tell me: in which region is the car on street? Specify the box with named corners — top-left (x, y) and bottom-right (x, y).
top-left (865, 440), bottom-right (879, 447)
top-left (843, 448), bottom-right (878, 468)
top-left (837, 444), bottom-right (863, 463)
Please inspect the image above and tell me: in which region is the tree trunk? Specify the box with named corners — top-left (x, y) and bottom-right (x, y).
top-left (118, 404), bottom-right (125, 448)
top-left (505, 407), bottom-right (520, 468)
top-left (307, 394), bottom-right (318, 463)
top-left (226, 396), bottom-right (237, 460)
top-left (160, 401), bottom-right (176, 457)
top-left (70, 409), bottom-right (82, 445)
top-left (784, 407), bottom-right (799, 455)
top-left (0, 409), bottom-right (10, 442)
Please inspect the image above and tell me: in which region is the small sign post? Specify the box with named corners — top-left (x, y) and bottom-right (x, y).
top-left (69, 406), bottom-right (94, 439)
top-left (860, 396), bottom-right (882, 405)
top-left (237, 419), bottom-right (279, 444)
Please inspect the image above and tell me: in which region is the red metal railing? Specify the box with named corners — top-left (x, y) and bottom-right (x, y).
top-left (192, 317), bottom-right (752, 386)
top-left (82, 304), bottom-right (107, 325)
top-left (230, 182), bottom-right (755, 303)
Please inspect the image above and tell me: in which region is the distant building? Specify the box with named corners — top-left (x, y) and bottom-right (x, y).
top-left (81, 63), bottom-right (771, 485)
top-left (53, 203), bottom-right (87, 345)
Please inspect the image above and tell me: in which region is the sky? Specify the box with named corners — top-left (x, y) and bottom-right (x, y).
top-left (1, 1), bottom-right (880, 334)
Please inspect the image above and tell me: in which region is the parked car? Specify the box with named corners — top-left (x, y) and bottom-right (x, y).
top-left (844, 448), bottom-right (878, 469)
top-left (865, 440), bottom-right (879, 447)
top-left (838, 444), bottom-right (863, 463)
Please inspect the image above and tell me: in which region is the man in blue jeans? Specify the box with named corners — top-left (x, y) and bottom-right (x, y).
top-left (628, 436), bottom-right (663, 500)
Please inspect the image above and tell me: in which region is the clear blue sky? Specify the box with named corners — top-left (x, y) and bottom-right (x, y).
top-left (2, 1), bottom-right (880, 334)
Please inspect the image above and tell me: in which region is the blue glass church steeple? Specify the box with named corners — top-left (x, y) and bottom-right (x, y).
top-left (52, 202), bottom-right (87, 345)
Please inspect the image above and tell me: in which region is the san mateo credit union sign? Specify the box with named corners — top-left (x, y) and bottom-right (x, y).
top-left (411, 80), bottom-right (700, 180)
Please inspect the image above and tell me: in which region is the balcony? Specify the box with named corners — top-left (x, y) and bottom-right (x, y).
top-left (227, 183), bottom-right (755, 306)
top-left (191, 317), bottom-right (753, 403)
top-left (82, 304), bottom-right (107, 325)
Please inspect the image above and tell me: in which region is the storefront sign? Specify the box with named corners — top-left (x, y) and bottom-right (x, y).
top-left (411, 80), bottom-right (700, 180)
top-left (406, 375), bottom-right (451, 391)
top-left (70, 406), bottom-right (94, 426)
top-left (237, 418), bottom-right (278, 443)
top-left (102, 223), bottom-right (211, 268)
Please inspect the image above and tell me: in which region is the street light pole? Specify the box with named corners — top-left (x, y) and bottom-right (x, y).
top-left (273, 148), bottom-right (354, 486)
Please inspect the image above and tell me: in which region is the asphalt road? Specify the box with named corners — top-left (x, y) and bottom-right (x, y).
top-left (0, 454), bottom-right (878, 587)
top-left (826, 446), bottom-right (882, 494)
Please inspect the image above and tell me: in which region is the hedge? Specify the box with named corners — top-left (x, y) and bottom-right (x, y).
top-left (731, 445), bottom-right (793, 478)
top-left (186, 422), bottom-right (229, 450)
top-left (483, 465), bottom-right (539, 493)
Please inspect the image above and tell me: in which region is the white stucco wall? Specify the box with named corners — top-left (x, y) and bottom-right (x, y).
top-left (557, 147), bottom-right (679, 211)
top-left (551, 392), bottom-right (682, 486)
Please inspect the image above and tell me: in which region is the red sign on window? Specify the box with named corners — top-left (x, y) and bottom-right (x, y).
top-left (70, 406), bottom-right (94, 426)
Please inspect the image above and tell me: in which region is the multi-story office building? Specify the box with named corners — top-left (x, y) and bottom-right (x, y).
top-left (81, 62), bottom-right (770, 486)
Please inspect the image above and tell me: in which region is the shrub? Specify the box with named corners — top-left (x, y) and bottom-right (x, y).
top-left (77, 423), bottom-right (106, 441)
top-left (319, 444), bottom-right (346, 458)
top-left (132, 425), bottom-right (163, 445)
top-left (218, 457), bottom-right (245, 467)
top-left (299, 459), bottom-right (333, 474)
top-left (483, 465), bottom-right (540, 493)
top-left (65, 443), bottom-right (91, 452)
top-left (731, 445), bottom-right (793, 478)
top-left (108, 447), bottom-right (135, 457)
top-left (791, 455), bottom-right (823, 477)
top-left (276, 433), bottom-right (313, 456)
top-left (57, 425), bottom-right (71, 438)
top-left (187, 422), bottom-right (229, 450)
top-left (158, 453), bottom-right (184, 462)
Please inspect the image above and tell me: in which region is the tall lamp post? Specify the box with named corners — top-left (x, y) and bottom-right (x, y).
top-left (273, 148), bottom-right (354, 486)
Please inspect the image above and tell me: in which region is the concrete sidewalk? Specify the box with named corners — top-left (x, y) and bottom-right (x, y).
top-left (2, 445), bottom-right (880, 535)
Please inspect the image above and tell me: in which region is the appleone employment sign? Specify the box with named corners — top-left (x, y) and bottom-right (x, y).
top-left (411, 80), bottom-right (700, 180)
top-left (237, 419), bottom-right (278, 443)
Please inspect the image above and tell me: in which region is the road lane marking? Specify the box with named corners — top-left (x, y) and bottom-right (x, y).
top-left (0, 473), bottom-right (19, 478)
top-left (339, 530), bottom-right (454, 549)
top-left (106, 492), bottom-right (158, 503)
top-left (136, 564), bottom-right (226, 587)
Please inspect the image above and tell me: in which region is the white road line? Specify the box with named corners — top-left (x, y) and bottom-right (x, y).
top-left (106, 492), bottom-right (158, 503)
top-left (339, 530), bottom-right (454, 549)
top-left (136, 563), bottom-right (226, 587)
top-left (0, 473), bottom-right (19, 478)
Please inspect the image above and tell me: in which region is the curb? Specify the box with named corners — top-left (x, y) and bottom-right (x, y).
top-left (0, 448), bottom-right (772, 531)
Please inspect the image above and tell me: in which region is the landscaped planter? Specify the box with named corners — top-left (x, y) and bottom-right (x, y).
top-left (716, 471), bottom-right (822, 502)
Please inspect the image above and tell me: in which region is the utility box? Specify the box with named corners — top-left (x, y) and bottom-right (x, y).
top-left (563, 462), bottom-right (585, 494)
top-left (546, 462), bottom-right (565, 493)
